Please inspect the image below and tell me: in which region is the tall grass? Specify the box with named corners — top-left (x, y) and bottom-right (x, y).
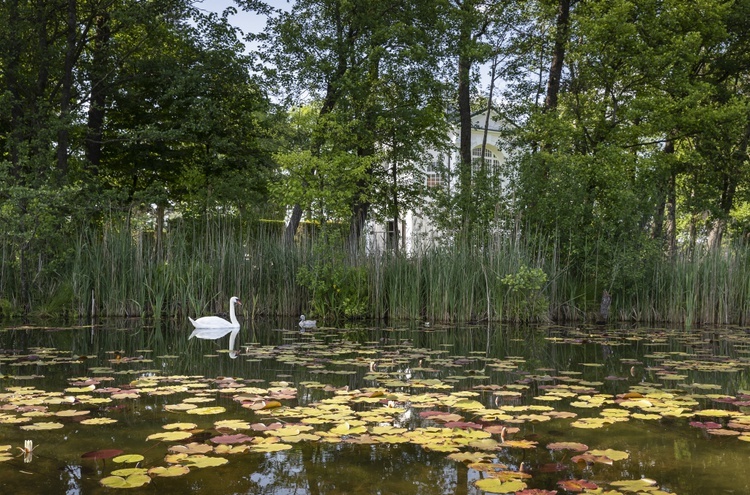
top-left (4, 212), bottom-right (750, 325)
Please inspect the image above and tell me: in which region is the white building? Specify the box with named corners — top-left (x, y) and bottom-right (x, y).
top-left (369, 108), bottom-right (508, 253)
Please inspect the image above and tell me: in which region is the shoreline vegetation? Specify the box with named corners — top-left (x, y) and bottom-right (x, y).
top-left (1, 213), bottom-right (748, 327)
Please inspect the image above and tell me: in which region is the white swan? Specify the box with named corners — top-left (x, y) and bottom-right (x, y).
top-left (189, 296), bottom-right (241, 329)
top-left (299, 314), bottom-right (317, 329)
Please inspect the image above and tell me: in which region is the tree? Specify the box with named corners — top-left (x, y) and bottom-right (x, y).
top-left (257, 0), bottom-right (448, 249)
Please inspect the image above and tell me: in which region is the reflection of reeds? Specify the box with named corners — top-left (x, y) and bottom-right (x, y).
top-left (5, 212), bottom-right (750, 324)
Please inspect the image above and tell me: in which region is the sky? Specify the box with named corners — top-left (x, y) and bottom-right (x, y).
top-left (197, 0), bottom-right (495, 94)
top-left (198, 0), bottom-right (289, 42)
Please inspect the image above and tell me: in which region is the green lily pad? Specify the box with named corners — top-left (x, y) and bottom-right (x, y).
top-left (100, 474), bottom-right (151, 489)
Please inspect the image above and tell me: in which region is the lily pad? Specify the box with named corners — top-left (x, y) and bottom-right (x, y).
top-left (474, 478), bottom-right (527, 493)
top-left (100, 474), bottom-right (151, 489)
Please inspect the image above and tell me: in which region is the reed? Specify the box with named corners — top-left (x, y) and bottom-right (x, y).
top-left (4, 211), bottom-right (750, 325)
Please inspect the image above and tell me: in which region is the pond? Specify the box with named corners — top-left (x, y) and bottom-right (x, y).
top-left (1, 319), bottom-right (749, 494)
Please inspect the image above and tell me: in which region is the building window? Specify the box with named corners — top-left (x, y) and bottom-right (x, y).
top-left (425, 159), bottom-right (443, 187)
top-left (471, 146), bottom-right (501, 177)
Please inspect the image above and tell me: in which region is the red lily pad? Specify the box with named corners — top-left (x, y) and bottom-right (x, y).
top-left (557, 479), bottom-right (598, 492)
top-left (443, 421), bottom-right (483, 429)
top-left (690, 421), bottom-right (722, 429)
top-left (210, 434), bottom-right (254, 445)
top-left (546, 442), bottom-right (588, 452)
top-left (485, 425), bottom-right (520, 435)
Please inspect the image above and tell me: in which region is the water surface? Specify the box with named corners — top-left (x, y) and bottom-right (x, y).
top-left (0, 319), bottom-right (748, 494)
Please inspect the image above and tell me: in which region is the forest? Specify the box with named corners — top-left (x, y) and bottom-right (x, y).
top-left (1, 0), bottom-right (749, 324)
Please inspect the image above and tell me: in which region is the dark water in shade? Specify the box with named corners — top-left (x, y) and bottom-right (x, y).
top-left (1, 318), bottom-right (749, 494)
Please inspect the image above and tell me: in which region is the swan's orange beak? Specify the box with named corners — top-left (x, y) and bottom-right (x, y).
top-left (236, 300), bottom-right (242, 305)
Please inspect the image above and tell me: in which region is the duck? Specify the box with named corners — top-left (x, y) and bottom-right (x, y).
top-left (299, 314), bottom-right (317, 330)
top-left (189, 296), bottom-right (241, 329)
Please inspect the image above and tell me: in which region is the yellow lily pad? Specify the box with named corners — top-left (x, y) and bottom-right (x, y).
top-left (100, 474), bottom-right (151, 489)
top-left (147, 431), bottom-right (193, 442)
top-left (474, 478), bottom-right (527, 493)
top-left (80, 417), bottom-right (118, 425)
top-left (163, 422), bottom-right (198, 430)
top-left (186, 406), bottom-right (227, 416)
top-left (20, 421), bottom-right (64, 431)
top-left (113, 454), bottom-right (144, 464)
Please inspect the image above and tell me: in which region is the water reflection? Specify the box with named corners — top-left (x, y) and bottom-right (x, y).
top-left (0, 319), bottom-right (749, 494)
top-left (188, 326), bottom-right (241, 359)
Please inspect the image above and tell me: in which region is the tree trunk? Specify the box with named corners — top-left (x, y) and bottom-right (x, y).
top-left (85, 12), bottom-right (111, 176)
top-left (457, 41), bottom-right (473, 232)
top-left (282, 204), bottom-right (303, 245)
top-left (56, 0), bottom-right (77, 183)
top-left (284, 4), bottom-right (350, 246)
top-left (544, 0), bottom-right (571, 113)
top-left (6, 0), bottom-right (23, 173)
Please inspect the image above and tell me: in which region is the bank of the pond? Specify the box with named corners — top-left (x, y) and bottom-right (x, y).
top-left (2, 219), bottom-right (750, 326)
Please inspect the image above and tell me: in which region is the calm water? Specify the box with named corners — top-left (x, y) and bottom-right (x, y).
top-left (1, 318), bottom-right (749, 494)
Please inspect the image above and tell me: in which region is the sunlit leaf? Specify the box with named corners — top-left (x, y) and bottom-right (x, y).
top-left (182, 455), bottom-right (229, 468)
top-left (110, 467), bottom-right (148, 477)
top-left (609, 478), bottom-right (658, 491)
top-left (474, 478), bottom-right (527, 493)
top-left (557, 478), bottom-right (598, 492)
top-left (80, 417), bottom-right (118, 425)
top-left (547, 442), bottom-right (588, 452)
top-left (588, 449), bottom-right (629, 461)
top-left (163, 422), bottom-right (198, 431)
top-left (168, 442), bottom-right (213, 454)
top-left (186, 406), bottom-right (226, 416)
top-left (100, 474), bottom-right (150, 489)
top-left (147, 431), bottom-right (193, 442)
top-left (113, 454), bottom-right (144, 464)
top-left (20, 421), bottom-right (64, 431)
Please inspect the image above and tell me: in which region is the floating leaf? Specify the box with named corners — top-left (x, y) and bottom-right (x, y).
top-left (186, 406), bottom-right (227, 416)
top-left (100, 474), bottom-right (151, 489)
top-left (168, 442), bottom-right (213, 454)
top-left (110, 467), bottom-right (148, 477)
top-left (113, 454), bottom-right (144, 464)
top-left (547, 442), bottom-right (588, 452)
top-left (474, 478), bottom-right (527, 493)
top-left (249, 443), bottom-right (293, 453)
top-left (80, 418), bottom-right (118, 425)
top-left (147, 431), bottom-right (193, 442)
top-left (214, 419), bottom-right (252, 430)
top-left (163, 422), bottom-right (198, 431)
top-left (210, 434), bottom-right (253, 445)
top-left (588, 448), bottom-right (629, 461)
top-left (182, 455), bottom-right (229, 468)
top-left (557, 479), bottom-right (598, 492)
top-left (609, 478), bottom-right (658, 491)
top-left (20, 421), bottom-right (64, 431)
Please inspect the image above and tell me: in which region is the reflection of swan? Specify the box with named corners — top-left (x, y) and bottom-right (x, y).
top-left (188, 327), bottom-right (241, 359)
top-left (189, 297), bottom-right (241, 329)
top-left (299, 314), bottom-right (317, 329)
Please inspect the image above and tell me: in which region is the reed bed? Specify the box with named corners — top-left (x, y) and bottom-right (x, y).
top-left (3, 213), bottom-right (750, 326)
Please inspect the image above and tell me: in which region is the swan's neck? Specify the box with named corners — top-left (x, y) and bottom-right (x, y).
top-left (229, 300), bottom-right (239, 326)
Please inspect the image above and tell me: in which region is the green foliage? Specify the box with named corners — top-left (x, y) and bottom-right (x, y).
top-left (296, 230), bottom-right (369, 319)
top-left (501, 265), bottom-right (549, 322)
